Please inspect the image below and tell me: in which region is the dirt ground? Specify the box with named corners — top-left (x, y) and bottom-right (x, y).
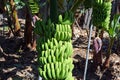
top-left (0, 25), bottom-right (120, 80)
top-left (72, 26), bottom-right (120, 80)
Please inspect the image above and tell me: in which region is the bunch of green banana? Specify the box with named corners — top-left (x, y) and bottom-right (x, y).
top-left (38, 58), bottom-right (74, 80)
top-left (34, 14), bottom-right (72, 41)
top-left (92, 0), bottom-right (112, 30)
top-left (36, 14), bottom-right (74, 79)
top-left (54, 23), bottom-right (72, 41)
top-left (28, 0), bottom-right (39, 14)
top-left (37, 38), bottom-right (73, 63)
top-left (37, 38), bottom-right (74, 79)
top-left (34, 19), bottom-right (55, 38)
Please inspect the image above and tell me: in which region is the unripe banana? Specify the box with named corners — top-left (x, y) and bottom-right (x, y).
top-left (38, 67), bottom-right (43, 77)
top-left (51, 63), bottom-right (56, 79)
top-left (43, 71), bottom-right (48, 80)
top-left (46, 63), bottom-right (52, 79)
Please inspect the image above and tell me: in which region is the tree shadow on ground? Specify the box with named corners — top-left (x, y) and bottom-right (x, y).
top-left (0, 51), bottom-right (39, 80)
top-left (0, 36), bottom-right (39, 80)
top-left (72, 54), bottom-right (100, 80)
top-left (72, 35), bottom-right (88, 49)
top-left (72, 53), bottom-right (116, 80)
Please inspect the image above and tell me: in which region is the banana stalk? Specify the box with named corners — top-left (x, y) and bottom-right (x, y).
top-left (50, 0), bottom-right (58, 23)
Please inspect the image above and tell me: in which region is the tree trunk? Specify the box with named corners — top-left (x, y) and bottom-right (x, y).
top-left (24, 6), bottom-right (33, 49)
top-left (103, 38), bottom-right (114, 70)
top-left (99, 30), bottom-right (104, 39)
top-left (93, 50), bottom-right (102, 71)
top-left (32, 32), bottom-right (36, 51)
top-left (0, 0), bottom-right (6, 13)
top-left (117, 37), bottom-right (120, 54)
top-left (50, 0), bottom-right (58, 23)
top-left (10, 0), bottom-right (21, 36)
top-left (93, 27), bottom-right (103, 71)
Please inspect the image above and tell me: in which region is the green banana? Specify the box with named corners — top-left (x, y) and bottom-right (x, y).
top-left (67, 25), bottom-right (71, 33)
top-left (52, 38), bottom-right (58, 46)
top-left (39, 57), bottom-right (44, 64)
top-left (64, 25), bottom-right (67, 32)
top-left (65, 72), bottom-right (74, 80)
top-left (41, 51), bottom-right (45, 57)
top-left (59, 14), bottom-right (63, 23)
top-left (64, 32), bottom-right (67, 40)
top-left (50, 42), bottom-right (53, 49)
top-left (44, 64), bottom-right (47, 71)
top-left (42, 44), bottom-right (45, 50)
top-left (46, 63), bottom-right (52, 79)
top-left (59, 24), bottom-right (62, 31)
top-left (43, 71), bottom-right (48, 80)
top-left (55, 62), bottom-right (60, 79)
top-left (44, 51), bottom-right (48, 58)
top-left (45, 43), bottom-right (49, 50)
top-left (58, 62), bottom-right (62, 74)
top-left (61, 32), bottom-right (64, 41)
top-left (51, 63), bottom-right (56, 79)
top-left (38, 67), bottom-right (43, 77)
top-left (55, 48), bottom-right (59, 60)
top-left (47, 39), bottom-right (51, 48)
top-left (56, 24), bottom-right (59, 32)
top-left (60, 62), bottom-right (66, 79)
top-left (50, 49), bottom-right (54, 57)
top-left (59, 41), bottom-right (63, 46)
top-left (52, 56), bottom-right (56, 63)
top-left (43, 57), bottom-right (47, 64)
top-left (48, 56), bottom-right (52, 63)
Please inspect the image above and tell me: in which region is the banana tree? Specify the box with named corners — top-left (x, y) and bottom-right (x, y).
top-left (103, 14), bottom-right (120, 69)
top-left (87, 0), bottom-right (112, 71)
top-left (35, 0), bottom-right (85, 79)
top-left (57, 0), bottom-right (85, 13)
top-left (23, 0), bottom-right (40, 49)
top-left (9, 0), bottom-right (22, 36)
top-left (117, 34), bottom-right (120, 54)
top-left (0, 0), bottom-right (25, 36)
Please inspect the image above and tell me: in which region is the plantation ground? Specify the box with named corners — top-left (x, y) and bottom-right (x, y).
top-left (0, 26), bottom-right (120, 80)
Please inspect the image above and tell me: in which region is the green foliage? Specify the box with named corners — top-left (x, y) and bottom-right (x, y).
top-left (58, 11), bottom-right (74, 25)
top-left (83, 0), bottom-right (93, 9)
top-left (107, 14), bottom-right (120, 38)
top-left (57, 0), bottom-right (84, 13)
top-left (104, 14), bottom-right (120, 63)
top-left (34, 19), bottom-right (55, 38)
top-left (28, 0), bottom-right (40, 14)
top-left (5, 0), bottom-right (25, 14)
top-left (70, 0), bottom-right (84, 12)
top-left (14, 0), bottom-right (25, 9)
top-left (92, 0), bottom-right (112, 30)
top-left (50, 0), bottom-right (58, 23)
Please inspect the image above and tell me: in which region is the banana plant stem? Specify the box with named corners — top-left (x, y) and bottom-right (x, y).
top-left (83, 24), bottom-right (93, 80)
top-left (107, 37), bottom-right (114, 57)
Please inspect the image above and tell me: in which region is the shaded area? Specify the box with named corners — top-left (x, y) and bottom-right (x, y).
top-left (72, 51), bottom-right (120, 80)
top-left (72, 35), bottom-right (88, 48)
top-left (0, 36), bottom-right (38, 80)
top-left (72, 31), bottom-right (120, 80)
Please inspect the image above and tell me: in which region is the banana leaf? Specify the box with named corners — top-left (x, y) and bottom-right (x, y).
top-left (107, 14), bottom-right (120, 38)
